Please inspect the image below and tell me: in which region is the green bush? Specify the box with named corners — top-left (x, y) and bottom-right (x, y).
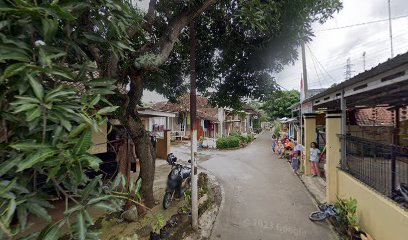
top-left (247, 134), bottom-right (255, 143)
top-left (238, 134), bottom-right (248, 143)
top-left (216, 133), bottom-right (255, 149)
top-left (216, 136), bottom-right (240, 149)
top-left (335, 197), bottom-right (359, 231)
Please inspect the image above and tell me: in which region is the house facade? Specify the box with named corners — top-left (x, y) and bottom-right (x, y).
top-left (152, 95), bottom-right (258, 140)
top-left (299, 52), bottom-right (408, 240)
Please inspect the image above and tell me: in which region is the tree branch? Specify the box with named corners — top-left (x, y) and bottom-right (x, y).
top-left (52, 178), bottom-right (80, 205)
top-left (146, 0), bottom-right (156, 24)
top-left (135, 0), bottom-right (216, 70)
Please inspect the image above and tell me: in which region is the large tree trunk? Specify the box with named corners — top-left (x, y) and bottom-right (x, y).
top-left (119, 72), bottom-right (156, 208)
top-left (112, 0), bottom-right (216, 208)
top-left (115, 138), bottom-right (134, 210)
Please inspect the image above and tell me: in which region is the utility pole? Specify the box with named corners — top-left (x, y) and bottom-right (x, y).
top-left (300, 41), bottom-right (308, 146)
top-left (388, 0), bottom-right (394, 58)
top-left (362, 52), bottom-right (366, 71)
top-left (189, 21), bottom-right (198, 231)
top-left (301, 41), bottom-right (308, 99)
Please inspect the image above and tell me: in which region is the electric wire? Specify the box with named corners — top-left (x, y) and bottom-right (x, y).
top-left (316, 14), bottom-right (408, 32)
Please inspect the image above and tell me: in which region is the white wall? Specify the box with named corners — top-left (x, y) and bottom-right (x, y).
top-left (148, 117), bottom-right (167, 131)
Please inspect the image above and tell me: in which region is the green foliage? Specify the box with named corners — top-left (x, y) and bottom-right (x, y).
top-left (216, 135), bottom-right (240, 149)
top-left (261, 90), bottom-right (300, 120)
top-left (335, 197), bottom-right (360, 231)
top-left (180, 189), bottom-right (192, 214)
top-left (273, 121), bottom-right (281, 137)
top-left (151, 213), bottom-right (165, 233)
top-left (0, 0), bottom-right (141, 238)
top-left (145, 0), bottom-right (342, 109)
top-left (230, 132), bottom-right (255, 145)
top-left (217, 132), bottom-right (255, 149)
top-left (198, 172), bottom-right (209, 199)
top-left (247, 134), bottom-right (255, 143)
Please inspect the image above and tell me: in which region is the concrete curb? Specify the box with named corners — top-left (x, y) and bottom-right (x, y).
top-left (183, 168), bottom-right (224, 240)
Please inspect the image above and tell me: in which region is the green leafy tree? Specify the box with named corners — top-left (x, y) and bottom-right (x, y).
top-left (261, 89), bottom-right (300, 120)
top-left (125, 0), bottom-right (341, 207)
top-left (0, 0), bottom-right (141, 238)
top-left (1, 0), bottom-right (342, 220)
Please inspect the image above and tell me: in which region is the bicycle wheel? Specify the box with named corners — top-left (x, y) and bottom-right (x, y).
top-left (309, 211), bottom-right (328, 221)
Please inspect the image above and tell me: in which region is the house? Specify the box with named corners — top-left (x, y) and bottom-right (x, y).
top-left (152, 95), bottom-right (258, 140)
top-left (153, 95), bottom-right (221, 140)
top-left (278, 117), bottom-right (299, 140)
top-left (299, 52), bottom-right (408, 240)
top-left (138, 107), bottom-right (177, 138)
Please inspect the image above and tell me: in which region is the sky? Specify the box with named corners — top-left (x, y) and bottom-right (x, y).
top-left (275, 0), bottom-right (408, 91)
top-left (141, 0), bottom-right (408, 102)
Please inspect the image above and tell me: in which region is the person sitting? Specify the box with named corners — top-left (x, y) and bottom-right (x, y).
top-left (289, 140), bottom-right (303, 159)
top-left (279, 138), bottom-right (293, 159)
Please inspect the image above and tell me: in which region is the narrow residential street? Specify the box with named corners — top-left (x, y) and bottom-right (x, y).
top-left (199, 132), bottom-right (336, 240)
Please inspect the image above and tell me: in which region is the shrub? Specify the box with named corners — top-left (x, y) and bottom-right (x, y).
top-left (216, 136), bottom-right (240, 149)
top-left (238, 134), bottom-right (248, 144)
top-left (335, 197), bottom-right (360, 234)
top-left (247, 134), bottom-right (255, 143)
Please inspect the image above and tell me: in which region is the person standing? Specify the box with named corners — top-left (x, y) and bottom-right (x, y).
top-left (291, 150), bottom-right (301, 175)
top-left (271, 134), bottom-right (277, 153)
top-left (310, 142), bottom-right (321, 177)
top-left (289, 140), bottom-right (303, 159)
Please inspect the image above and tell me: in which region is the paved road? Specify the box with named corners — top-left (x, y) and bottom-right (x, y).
top-left (199, 132), bottom-right (336, 240)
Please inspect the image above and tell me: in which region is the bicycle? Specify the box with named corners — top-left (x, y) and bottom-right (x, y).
top-left (309, 203), bottom-right (338, 221)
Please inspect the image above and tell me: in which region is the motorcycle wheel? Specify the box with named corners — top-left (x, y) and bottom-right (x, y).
top-left (163, 192), bottom-right (172, 209)
top-left (308, 211), bottom-right (328, 221)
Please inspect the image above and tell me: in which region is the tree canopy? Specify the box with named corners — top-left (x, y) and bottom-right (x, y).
top-left (261, 89), bottom-right (300, 120)
top-left (143, 0), bottom-right (342, 109)
top-left (0, 0), bottom-right (342, 238)
top-left (0, 1), bottom-right (140, 238)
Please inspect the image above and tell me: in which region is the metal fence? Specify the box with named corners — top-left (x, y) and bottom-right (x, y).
top-left (339, 135), bottom-right (408, 199)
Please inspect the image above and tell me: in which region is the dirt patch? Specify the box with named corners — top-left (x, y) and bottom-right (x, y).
top-left (96, 169), bottom-right (221, 240)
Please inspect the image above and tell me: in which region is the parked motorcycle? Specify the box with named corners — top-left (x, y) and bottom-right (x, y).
top-left (163, 153), bottom-right (191, 209)
top-left (392, 183), bottom-right (408, 208)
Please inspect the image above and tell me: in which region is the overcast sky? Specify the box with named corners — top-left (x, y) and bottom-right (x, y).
top-left (276, 0), bottom-right (408, 91)
top-left (141, 0), bottom-right (408, 102)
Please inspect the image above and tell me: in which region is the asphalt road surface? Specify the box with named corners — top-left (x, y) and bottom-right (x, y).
top-left (200, 132), bottom-right (337, 240)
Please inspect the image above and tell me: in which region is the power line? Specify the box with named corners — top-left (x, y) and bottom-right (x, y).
top-left (309, 50), bottom-right (323, 88)
top-left (277, 37), bottom-right (408, 88)
top-left (307, 45), bottom-right (334, 86)
top-left (317, 14), bottom-right (408, 32)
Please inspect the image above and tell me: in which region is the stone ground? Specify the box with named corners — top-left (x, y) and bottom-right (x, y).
top-left (174, 132), bottom-right (338, 240)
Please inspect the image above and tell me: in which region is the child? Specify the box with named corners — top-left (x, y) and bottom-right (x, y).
top-left (310, 142), bottom-right (321, 177)
top-left (279, 138), bottom-right (293, 159)
top-left (291, 150), bottom-right (301, 175)
top-left (271, 134), bottom-right (277, 153)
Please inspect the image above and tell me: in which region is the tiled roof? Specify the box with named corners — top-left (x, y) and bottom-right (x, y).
top-left (152, 94), bottom-right (219, 121)
top-left (197, 108), bottom-right (219, 122)
top-left (353, 106), bottom-right (408, 126)
top-left (354, 107), bottom-right (394, 126)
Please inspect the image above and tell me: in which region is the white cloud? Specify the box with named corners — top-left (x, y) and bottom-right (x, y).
top-left (275, 0), bottom-right (408, 91)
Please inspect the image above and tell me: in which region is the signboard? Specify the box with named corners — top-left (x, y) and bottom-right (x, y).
top-left (301, 101), bottom-right (313, 114)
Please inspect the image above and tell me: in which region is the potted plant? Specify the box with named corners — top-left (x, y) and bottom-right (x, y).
top-left (335, 197), bottom-right (368, 240)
